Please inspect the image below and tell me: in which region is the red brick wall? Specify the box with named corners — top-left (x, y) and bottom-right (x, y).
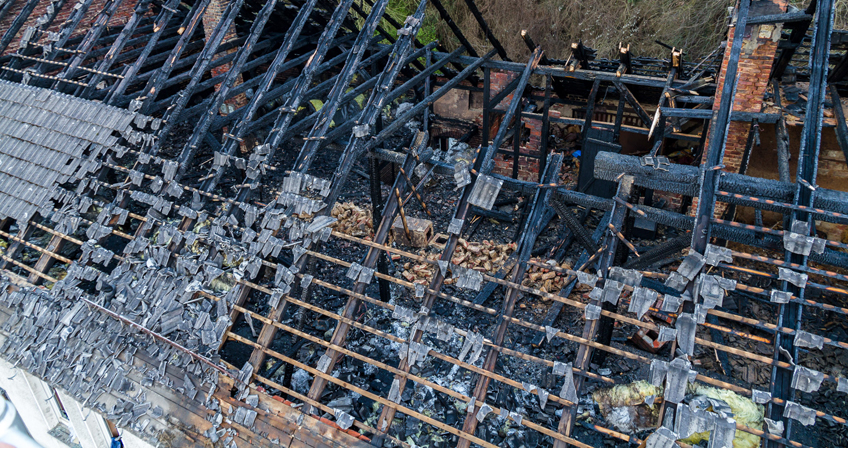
top-left (201, 0), bottom-right (248, 137)
top-left (694, 0), bottom-right (787, 218)
top-left (1, 0), bottom-right (142, 56)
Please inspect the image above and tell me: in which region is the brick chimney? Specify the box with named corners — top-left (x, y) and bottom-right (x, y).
top-left (697, 0), bottom-right (788, 218)
top-left (202, 0), bottom-right (249, 148)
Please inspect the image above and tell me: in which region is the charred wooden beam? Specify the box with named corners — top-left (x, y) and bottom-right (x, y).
top-left (768, 0), bottom-right (833, 444)
top-left (136, 0), bottom-right (212, 113)
top-left (1, 0), bottom-right (71, 78)
top-left (461, 0), bottom-right (509, 61)
top-left (54, 0), bottom-right (129, 92)
top-left (611, 80), bottom-right (652, 127)
top-left (145, 0), bottom-right (246, 150)
top-left (30, 0), bottom-right (97, 76)
top-left (771, 0), bottom-right (817, 80)
top-left (431, 0), bottom-right (478, 58)
top-left (78, 0), bottom-right (158, 98)
top-left (458, 153), bottom-right (563, 447)
top-left (555, 175), bottom-right (633, 445)
top-left (0, 0), bottom-right (39, 55)
top-left (106, 3), bottom-right (198, 103)
top-left (829, 85), bottom-right (848, 166)
top-left (170, 0), bottom-right (279, 184)
top-left (246, 7), bottom-right (429, 375)
top-left (291, 0), bottom-right (393, 173)
top-left (772, 79), bottom-right (792, 183)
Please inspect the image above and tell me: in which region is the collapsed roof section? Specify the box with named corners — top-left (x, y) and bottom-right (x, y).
top-left (0, 0), bottom-right (846, 449)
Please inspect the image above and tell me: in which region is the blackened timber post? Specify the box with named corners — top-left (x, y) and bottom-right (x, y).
top-left (554, 175), bottom-right (633, 444)
top-left (482, 66), bottom-right (491, 146)
top-left (828, 85), bottom-right (848, 166)
top-left (539, 74), bottom-right (552, 182)
top-left (768, 0), bottom-right (833, 444)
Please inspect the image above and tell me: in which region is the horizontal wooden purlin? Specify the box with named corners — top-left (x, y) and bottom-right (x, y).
top-left (747, 11), bottom-right (813, 25)
top-left (225, 305), bottom-right (591, 448)
top-left (433, 52), bottom-right (696, 88)
top-left (16, 54), bottom-right (123, 78)
top-left (2, 181), bottom-right (842, 440)
top-left (0, 66), bottom-right (88, 86)
top-left (319, 232), bottom-right (841, 378)
top-left (225, 332), bottom-right (498, 448)
top-left (662, 107), bottom-right (780, 123)
top-left (485, 108), bottom-right (702, 141)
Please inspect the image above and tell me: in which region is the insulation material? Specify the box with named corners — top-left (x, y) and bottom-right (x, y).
top-left (592, 381), bottom-right (663, 433)
top-left (681, 384), bottom-right (764, 448)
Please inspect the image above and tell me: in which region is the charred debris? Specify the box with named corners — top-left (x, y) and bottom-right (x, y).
top-left (0, 0), bottom-right (848, 449)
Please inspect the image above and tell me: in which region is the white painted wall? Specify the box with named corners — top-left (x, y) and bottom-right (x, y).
top-left (0, 357), bottom-right (151, 448)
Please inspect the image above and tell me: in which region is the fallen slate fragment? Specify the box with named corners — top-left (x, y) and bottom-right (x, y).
top-left (584, 303), bottom-right (601, 320)
top-left (476, 403), bottom-right (492, 422)
top-left (783, 401), bottom-right (816, 426)
top-left (791, 366), bottom-right (824, 393)
top-left (552, 361), bottom-right (568, 376)
top-left (764, 418), bottom-right (784, 437)
top-left (793, 330), bottom-right (824, 350)
top-left (645, 426), bottom-right (678, 448)
top-left (545, 326), bottom-right (558, 342)
top-left (751, 389), bottom-right (772, 404)
top-left (334, 409), bottom-right (354, 430)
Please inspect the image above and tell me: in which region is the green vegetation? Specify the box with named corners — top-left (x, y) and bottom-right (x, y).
top-left (359, 0), bottom-right (848, 61)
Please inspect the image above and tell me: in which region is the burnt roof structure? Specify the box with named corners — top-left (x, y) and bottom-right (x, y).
top-left (0, 0), bottom-right (847, 449)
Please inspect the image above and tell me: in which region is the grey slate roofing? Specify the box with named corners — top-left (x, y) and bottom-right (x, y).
top-left (0, 80), bottom-right (139, 225)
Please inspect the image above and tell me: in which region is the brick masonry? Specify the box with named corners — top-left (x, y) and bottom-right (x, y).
top-left (1, 0), bottom-right (143, 56)
top-left (694, 0), bottom-right (788, 218)
top-left (202, 0), bottom-right (248, 116)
